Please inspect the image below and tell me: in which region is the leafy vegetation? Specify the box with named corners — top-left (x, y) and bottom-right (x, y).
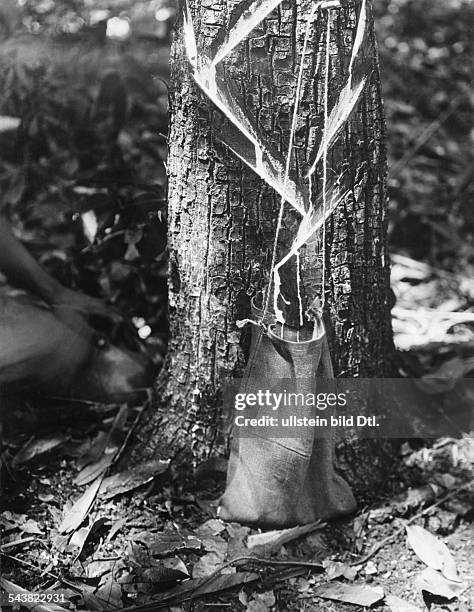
top-left (0, 0), bottom-right (172, 344)
top-left (376, 0), bottom-right (473, 273)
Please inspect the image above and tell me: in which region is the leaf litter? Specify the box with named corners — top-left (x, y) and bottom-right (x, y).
top-left (2, 434), bottom-right (473, 610)
top-left (405, 524), bottom-right (461, 582)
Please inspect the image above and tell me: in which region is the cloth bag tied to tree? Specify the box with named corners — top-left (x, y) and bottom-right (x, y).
top-left (219, 298), bottom-right (356, 527)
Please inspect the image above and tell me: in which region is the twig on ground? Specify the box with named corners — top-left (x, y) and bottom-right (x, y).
top-left (0, 537), bottom-right (44, 551)
top-left (204, 555), bottom-right (324, 581)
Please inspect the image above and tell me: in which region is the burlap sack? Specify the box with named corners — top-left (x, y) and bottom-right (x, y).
top-left (219, 298), bottom-right (356, 527)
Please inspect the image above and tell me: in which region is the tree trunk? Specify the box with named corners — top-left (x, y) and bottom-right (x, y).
top-left (131, 0), bottom-right (396, 495)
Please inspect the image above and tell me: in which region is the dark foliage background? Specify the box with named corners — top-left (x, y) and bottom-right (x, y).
top-left (0, 0), bottom-right (174, 348)
top-left (0, 0), bottom-right (473, 343)
top-left (376, 0), bottom-right (473, 274)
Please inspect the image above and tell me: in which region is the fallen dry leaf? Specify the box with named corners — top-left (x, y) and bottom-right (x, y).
top-left (364, 561), bottom-right (378, 576)
top-left (199, 534), bottom-right (227, 556)
top-left (84, 559), bottom-right (120, 580)
top-left (195, 518), bottom-right (226, 536)
top-left (148, 571), bottom-right (259, 605)
top-left (192, 552), bottom-right (234, 578)
top-left (99, 459), bottom-right (169, 500)
top-left (67, 517), bottom-right (109, 557)
top-left (0, 511), bottom-right (19, 531)
top-left (59, 476), bottom-right (103, 534)
top-left (406, 524), bottom-right (460, 581)
top-left (323, 559), bottom-right (359, 581)
top-left (74, 455), bottom-right (113, 487)
top-left (385, 594), bottom-right (423, 612)
top-left (187, 571), bottom-right (260, 599)
top-left (94, 578), bottom-right (122, 610)
top-left (416, 567), bottom-right (467, 600)
top-left (247, 520), bottom-right (323, 554)
top-left (134, 530), bottom-right (202, 557)
top-left (21, 518), bottom-right (43, 536)
top-left (226, 523), bottom-right (251, 557)
top-left (163, 557), bottom-right (189, 577)
top-left (434, 472), bottom-right (457, 489)
top-left (106, 517), bottom-right (128, 543)
top-left (12, 434), bottom-right (67, 467)
top-left (140, 563), bottom-right (189, 586)
top-left (66, 525), bottom-right (90, 554)
top-left (76, 432), bottom-right (107, 469)
top-left (313, 582), bottom-right (384, 607)
top-left (246, 590), bottom-right (276, 612)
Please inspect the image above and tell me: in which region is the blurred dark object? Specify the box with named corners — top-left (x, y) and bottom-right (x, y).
top-left (0, 285), bottom-right (154, 402)
top-left (75, 337), bottom-right (154, 401)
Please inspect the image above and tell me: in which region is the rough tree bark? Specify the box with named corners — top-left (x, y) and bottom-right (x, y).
top-left (131, 0), bottom-right (396, 494)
